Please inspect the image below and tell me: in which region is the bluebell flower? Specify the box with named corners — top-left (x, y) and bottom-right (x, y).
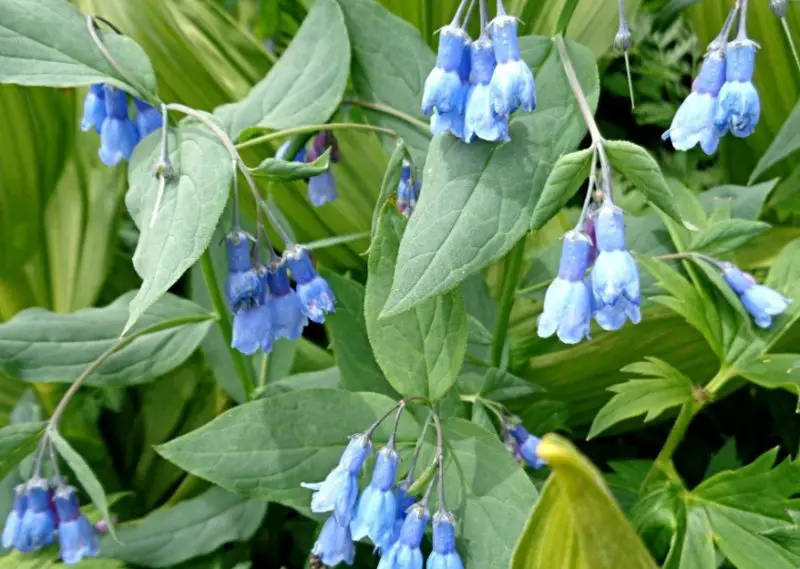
top-left (382, 482), bottom-right (416, 554)
top-left (2, 484), bottom-right (27, 550)
top-left (284, 246), bottom-right (336, 323)
top-left (232, 301), bottom-right (272, 356)
top-left (422, 24), bottom-right (470, 120)
top-left (350, 445), bottom-right (400, 551)
top-left (224, 231), bottom-right (262, 313)
top-left (377, 503), bottom-right (429, 569)
top-left (396, 160), bottom-right (421, 218)
top-left (80, 84), bottom-right (106, 133)
top-left (590, 202), bottom-right (641, 331)
top-left (715, 39), bottom-right (760, 138)
top-left (464, 36), bottom-right (510, 142)
top-left (264, 264), bottom-right (307, 345)
top-left (17, 478), bottom-right (56, 552)
top-left (99, 85), bottom-right (140, 166)
top-left (507, 424), bottom-right (546, 469)
top-left (662, 47), bottom-right (727, 155)
top-left (488, 3), bottom-right (536, 116)
top-left (54, 485), bottom-right (99, 565)
top-left (134, 99), bottom-right (162, 139)
top-left (721, 263), bottom-right (791, 328)
top-left (427, 510), bottom-right (465, 569)
top-left (308, 169), bottom-right (338, 207)
top-left (302, 433), bottom-right (372, 525)
top-left (537, 230), bottom-right (593, 344)
top-left (312, 515), bottom-right (355, 567)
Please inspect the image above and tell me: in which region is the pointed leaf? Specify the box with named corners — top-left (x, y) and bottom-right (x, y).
top-left (249, 148), bottom-right (330, 181)
top-left (0, 422), bottom-right (46, 481)
top-left (370, 141), bottom-right (406, 247)
top-left (750, 100), bottom-right (800, 183)
top-left (738, 354), bottom-right (800, 408)
top-left (531, 147), bottom-right (593, 230)
top-left (690, 219), bottom-right (770, 256)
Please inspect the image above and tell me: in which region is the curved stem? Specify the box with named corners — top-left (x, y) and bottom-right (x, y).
top-left (405, 412), bottom-right (433, 486)
top-left (575, 147), bottom-right (598, 229)
top-left (236, 122), bottom-right (401, 151)
top-left (431, 411), bottom-right (447, 511)
top-left (341, 99), bottom-right (432, 135)
top-left (492, 240), bottom-right (526, 367)
top-left (781, 18), bottom-right (800, 74)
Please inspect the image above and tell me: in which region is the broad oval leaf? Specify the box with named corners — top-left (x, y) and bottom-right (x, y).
top-left (219, 0), bottom-right (350, 140)
top-left (511, 434), bottom-right (659, 569)
top-left (381, 37), bottom-right (598, 315)
top-left (249, 148), bottom-right (330, 181)
top-left (0, 0), bottom-right (156, 94)
top-left (100, 487), bottom-right (266, 568)
top-left (125, 121), bottom-right (234, 333)
top-left (531, 147), bottom-right (593, 230)
top-left (0, 291), bottom-right (214, 386)
top-left (364, 210), bottom-right (467, 401)
top-left (0, 422), bottom-right (46, 481)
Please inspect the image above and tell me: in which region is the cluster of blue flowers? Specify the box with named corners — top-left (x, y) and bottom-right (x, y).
top-left (663, 3), bottom-right (760, 154)
top-left (3, 478), bottom-right (99, 565)
top-left (538, 199), bottom-right (641, 345)
top-left (396, 160), bottom-right (421, 218)
top-left (720, 262), bottom-right (791, 328)
top-left (276, 132), bottom-right (341, 207)
top-left (225, 232), bottom-right (335, 355)
top-left (81, 84), bottom-right (161, 166)
top-left (422, 0), bottom-right (536, 143)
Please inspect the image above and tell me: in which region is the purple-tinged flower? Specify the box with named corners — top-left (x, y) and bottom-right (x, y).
top-left (464, 36), bottom-right (510, 142)
top-left (224, 231), bottom-right (262, 314)
top-left (488, 2), bottom-right (536, 116)
top-left (350, 445), bottom-right (400, 551)
top-left (2, 484), bottom-right (27, 551)
top-left (308, 170), bottom-right (338, 207)
top-left (590, 202), bottom-right (641, 331)
top-left (302, 434), bottom-right (372, 525)
top-left (537, 230), bottom-right (593, 344)
top-left (427, 510), bottom-right (465, 569)
top-left (17, 477), bottom-right (56, 552)
top-left (507, 423), bottom-right (546, 469)
top-left (54, 485), bottom-right (99, 565)
top-left (134, 99), bottom-right (162, 139)
top-left (284, 246), bottom-right (335, 323)
top-left (715, 39), bottom-right (760, 138)
top-left (265, 264), bottom-right (307, 345)
top-left (308, 132), bottom-right (340, 163)
top-left (311, 515), bottom-right (355, 567)
top-left (377, 503), bottom-right (429, 569)
top-left (396, 160), bottom-right (421, 218)
top-left (721, 263), bottom-right (791, 328)
top-left (80, 84), bottom-right (106, 133)
top-left (99, 85), bottom-right (140, 166)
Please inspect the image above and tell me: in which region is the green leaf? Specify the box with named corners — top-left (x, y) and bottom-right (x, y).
top-left (322, 270), bottom-right (397, 397)
top-left (0, 0), bottom-right (156, 93)
top-left (0, 422), bottom-right (46, 481)
top-left (0, 292), bottom-right (214, 386)
top-left (124, 121), bottom-right (234, 333)
top-left (588, 357), bottom-right (695, 439)
top-left (0, 550), bottom-right (125, 568)
top-left (257, 367), bottom-right (342, 398)
top-left (382, 37), bottom-right (598, 315)
top-left (100, 487), bottom-right (266, 568)
top-left (690, 219), bottom-right (770, 256)
top-left (698, 181), bottom-right (776, 221)
top-left (249, 148), bottom-right (330, 181)
top-left (364, 210), bottom-right (467, 401)
top-left (663, 507), bottom-right (716, 569)
top-left (738, 354), bottom-right (800, 409)
top-left (750, 100), bottom-right (800, 183)
top-left (219, 0), bottom-right (350, 140)
top-left (467, 315), bottom-right (494, 346)
top-left (531, 147), bottom-right (593, 230)
top-left (370, 141), bottom-right (406, 248)
top-left (458, 363), bottom-right (541, 401)
top-left (511, 434), bottom-right (659, 569)
top-left (706, 507), bottom-right (800, 569)
top-left (604, 140), bottom-right (682, 223)
top-left (49, 428), bottom-right (117, 539)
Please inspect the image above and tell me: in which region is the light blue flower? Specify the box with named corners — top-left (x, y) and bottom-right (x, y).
top-left (1, 485), bottom-right (27, 551)
top-left (350, 445), bottom-right (400, 551)
top-left (488, 5), bottom-right (536, 116)
top-left (264, 265), bottom-right (307, 345)
top-left (715, 40), bottom-right (760, 138)
top-left (224, 232), bottom-right (262, 313)
top-left (134, 99), bottom-right (162, 139)
top-left (80, 84), bottom-right (106, 133)
top-left (231, 302), bottom-right (271, 355)
top-left (396, 160), bottom-right (421, 218)
top-left (422, 25), bottom-right (470, 117)
top-left (427, 510), bottom-right (464, 569)
top-left (285, 246), bottom-right (336, 323)
top-left (507, 424), bottom-right (546, 469)
top-left (302, 434), bottom-right (372, 525)
top-left (308, 169), bottom-right (338, 207)
top-left (99, 85), bottom-right (140, 166)
top-left (464, 36), bottom-right (510, 142)
top-left (312, 515), bottom-right (355, 567)
top-left (537, 230), bottom-right (593, 344)
top-left (722, 263), bottom-right (791, 328)
top-left (18, 478), bottom-right (56, 552)
top-left (54, 485), bottom-right (99, 565)
top-left (377, 504), bottom-right (429, 569)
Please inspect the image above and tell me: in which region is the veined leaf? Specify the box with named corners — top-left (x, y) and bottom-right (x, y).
top-left (690, 219), bottom-right (770, 256)
top-left (0, 422), bottom-right (46, 481)
top-left (370, 141), bottom-right (407, 248)
top-left (531, 147), bottom-right (593, 230)
top-left (738, 354), bottom-right (800, 409)
top-left (0, 551), bottom-right (125, 568)
top-left (750, 100), bottom-right (800, 183)
top-left (249, 148), bottom-right (330, 181)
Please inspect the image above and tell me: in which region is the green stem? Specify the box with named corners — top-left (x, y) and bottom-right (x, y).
top-left (491, 240), bottom-right (526, 367)
top-left (236, 122), bottom-right (402, 151)
top-left (199, 250), bottom-right (254, 400)
top-left (341, 99), bottom-right (432, 135)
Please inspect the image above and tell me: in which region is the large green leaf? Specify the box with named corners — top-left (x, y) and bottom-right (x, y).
top-left (0, 291), bottom-right (213, 386)
top-left (750, 100), bottom-right (800, 183)
top-left (125, 121), bottom-right (233, 333)
top-left (531, 147), bottom-right (593, 230)
top-left (381, 37), bottom-right (598, 315)
top-left (364, 210), bottom-right (467, 401)
top-left (0, 422), bottom-right (46, 481)
top-left (219, 0), bottom-right (350, 140)
top-left (0, 0), bottom-right (156, 94)
top-left (100, 487), bottom-right (266, 568)
top-left (738, 354), bottom-right (800, 408)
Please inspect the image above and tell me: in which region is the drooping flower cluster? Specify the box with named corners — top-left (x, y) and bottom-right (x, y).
top-left (720, 263), bottom-right (791, 328)
top-left (422, 0), bottom-right (535, 143)
top-left (224, 232), bottom-right (335, 355)
top-left (663, 3), bottom-right (760, 154)
top-left (275, 132), bottom-right (341, 207)
top-left (81, 84), bottom-right (162, 166)
top-left (396, 159), bottom-right (421, 218)
top-left (538, 198), bottom-right (641, 345)
top-left (3, 478), bottom-right (99, 565)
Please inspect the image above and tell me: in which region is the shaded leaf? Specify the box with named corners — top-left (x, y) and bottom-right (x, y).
top-left (370, 141), bottom-right (406, 248)
top-left (249, 148), bottom-right (330, 181)
top-left (690, 219), bottom-right (770, 256)
top-left (738, 354), bottom-right (800, 409)
top-left (531, 147), bottom-right (593, 230)
top-left (0, 422), bottom-right (46, 481)
top-left (750, 100), bottom-right (800, 183)
top-left (698, 181), bottom-right (776, 221)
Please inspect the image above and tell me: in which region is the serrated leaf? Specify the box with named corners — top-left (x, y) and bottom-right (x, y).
top-left (249, 148), bottom-right (330, 181)
top-left (0, 292), bottom-right (213, 386)
top-left (124, 121), bottom-right (233, 334)
top-left (49, 429), bottom-right (117, 539)
top-left (219, 0), bottom-right (350, 140)
top-left (0, 422), bottom-right (46, 481)
top-left (604, 140), bottom-right (682, 223)
top-left (690, 219), bottom-right (770, 256)
top-left (370, 141), bottom-right (406, 247)
top-left (0, 0), bottom-right (156, 93)
top-left (750, 100), bottom-right (800, 183)
top-left (738, 354), bottom-right (800, 409)
top-left (381, 38), bottom-right (598, 315)
top-left (589, 358), bottom-right (695, 438)
top-left (511, 434), bottom-right (658, 569)
top-left (364, 210), bottom-right (466, 401)
top-left (531, 147), bottom-right (593, 230)
top-left (100, 487), bottom-right (266, 568)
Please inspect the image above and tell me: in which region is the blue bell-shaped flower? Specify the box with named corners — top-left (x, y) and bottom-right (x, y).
top-left (312, 515), bottom-right (355, 567)
top-left (377, 503), bottom-right (429, 569)
top-left (99, 85), bottom-right (140, 166)
top-left (427, 510), bottom-right (465, 569)
top-left (422, 24), bottom-right (470, 119)
top-left (350, 445), bottom-right (400, 551)
top-left (284, 246), bottom-right (336, 323)
top-left (53, 485), bottom-right (100, 565)
top-left (464, 35), bottom-right (510, 143)
top-left (715, 39), bottom-right (760, 138)
top-left (1, 484), bottom-right (27, 551)
top-left (507, 423), bottom-right (547, 469)
top-left (134, 99), bottom-right (162, 139)
top-left (80, 84), bottom-right (106, 133)
top-left (721, 263), bottom-right (791, 328)
top-left (488, 2), bottom-right (536, 116)
top-left (17, 477), bottom-right (56, 552)
top-left (224, 231), bottom-right (262, 314)
top-left (264, 264), bottom-right (308, 345)
top-left (308, 169), bottom-right (338, 207)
